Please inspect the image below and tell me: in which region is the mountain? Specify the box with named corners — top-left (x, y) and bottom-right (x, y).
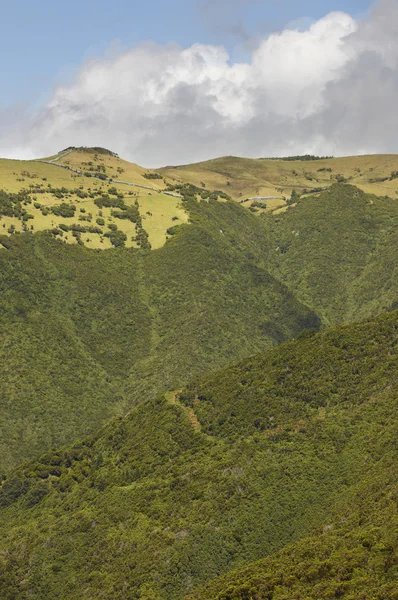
top-left (0, 147), bottom-right (185, 250)
top-left (1, 179), bottom-right (398, 474)
top-left (261, 183), bottom-right (398, 325)
top-left (2, 148), bottom-right (398, 249)
top-left (0, 196), bottom-right (319, 473)
top-left (0, 308), bottom-right (397, 599)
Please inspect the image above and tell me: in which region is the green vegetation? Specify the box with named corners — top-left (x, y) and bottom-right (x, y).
top-left (0, 153), bottom-right (187, 249)
top-left (1, 146), bottom-right (398, 598)
top-left (268, 154), bottom-right (334, 161)
top-left (0, 309), bottom-right (397, 598)
top-left (261, 184), bottom-right (398, 326)
top-left (0, 196), bottom-right (321, 473)
top-left (190, 465), bottom-right (398, 599)
top-left (51, 202), bottom-right (76, 218)
top-left (144, 172), bottom-right (163, 180)
top-left (61, 146), bottom-right (119, 157)
top-left (1, 183), bottom-right (398, 474)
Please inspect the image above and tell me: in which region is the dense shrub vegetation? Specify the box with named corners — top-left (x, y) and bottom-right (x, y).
top-left (0, 310), bottom-right (397, 598)
top-left (268, 154), bottom-right (334, 161)
top-left (0, 196), bottom-right (319, 472)
top-left (0, 184), bottom-right (398, 474)
top-left (61, 146), bottom-right (118, 157)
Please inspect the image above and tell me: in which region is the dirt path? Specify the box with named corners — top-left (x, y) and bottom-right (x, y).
top-left (166, 390), bottom-right (202, 432)
top-left (35, 155), bottom-right (181, 197)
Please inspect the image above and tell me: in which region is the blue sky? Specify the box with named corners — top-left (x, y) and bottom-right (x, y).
top-left (1, 0), bottom-right (373, 108)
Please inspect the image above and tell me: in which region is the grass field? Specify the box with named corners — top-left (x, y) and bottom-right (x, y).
top-left (1, 148), bottom-right (398, 250)
top-left (159, 154), bottom-right (398, 203)
top-left (0, 151), bottom-right (187, 250)
top-left (56, 148), bottom-right (168, 190)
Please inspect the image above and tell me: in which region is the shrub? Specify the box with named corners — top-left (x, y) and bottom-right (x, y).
top-left (104, 230), bottom-right (127, 247)
top-left (52, 203), bottom-right (76, 218)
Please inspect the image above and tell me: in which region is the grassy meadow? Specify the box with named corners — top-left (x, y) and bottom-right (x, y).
top-left (159, 153), bottom-right (398, 204)
top-left (0, 150), bottom-right (187, 250)
top-left (2, 148), bottom-right (398, 249)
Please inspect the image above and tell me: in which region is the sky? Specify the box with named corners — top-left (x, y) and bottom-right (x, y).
top-left (1, 0), bottom-right (396, 165)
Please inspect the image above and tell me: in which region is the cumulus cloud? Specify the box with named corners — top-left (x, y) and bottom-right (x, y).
top-left (1, 0), bottom-right (397, 165)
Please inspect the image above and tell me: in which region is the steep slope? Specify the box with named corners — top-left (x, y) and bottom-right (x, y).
top-left (189, 466), bottom-right (398, 599)
top-left (0, 198), bottom-right (319, 473)
top-left (0, 310), bottom-right (397, 599)
top-left (1, 183), bottom-right (398, 474)
top-left (262, 183), bottom-right (398, 325)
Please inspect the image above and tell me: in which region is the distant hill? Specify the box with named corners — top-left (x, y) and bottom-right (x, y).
top-left (0, 309), bottom-right (397, 599)
top-left (1, 150), bottom-right (398, 250)
top-left (159, 153), bottom-right (398, 208)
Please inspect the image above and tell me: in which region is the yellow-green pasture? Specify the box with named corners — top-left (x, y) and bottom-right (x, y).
top-left (159, 154), bottom-right (398, 201)
top-left (57, 149), bottom-right (169, 190)
top-left (0, 157), bottom-right (187, 250)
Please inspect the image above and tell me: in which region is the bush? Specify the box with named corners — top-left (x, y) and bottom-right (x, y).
top-left (143, 172), bottom-right (162, 180)
top-left (24, 483), bottom-right (49, 507)
top-left (104, 230), bottom-right (127, 247)
top-left (52, 203), bottom-right (76, 218)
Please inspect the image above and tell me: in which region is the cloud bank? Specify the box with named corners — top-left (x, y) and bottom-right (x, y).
top-left (1, 0), bottom-right (397, 166)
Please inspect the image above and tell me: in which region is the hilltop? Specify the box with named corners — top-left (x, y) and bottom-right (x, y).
top-left (2, 149), bottom-right (398, 249)
top-left (0, 308), bottom-right (397, 598)
top-left (0, 148), bottom-right (187, 250)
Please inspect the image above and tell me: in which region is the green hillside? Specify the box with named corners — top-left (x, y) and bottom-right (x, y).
top-left (261, 183), bottom-right (398, 325)
top-left (1, 183), bottom-right (398, 474)
top-left (0, 196), bottom-right (319, 473)
top-left (189, 465), bottom-right (398, 599)
top-left (0, 309), bottom-right (397, 598)
top-left (2, 149), bottom-right (398, 250)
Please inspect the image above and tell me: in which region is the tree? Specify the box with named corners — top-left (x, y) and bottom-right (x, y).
top-left (288, 189), bottom-right (298, 205)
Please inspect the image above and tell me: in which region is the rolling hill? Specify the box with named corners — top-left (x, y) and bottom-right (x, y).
top-left (1, 148), bottom-right (398, 597)
top-left (0, 147), bottom-right (187, 250)
top-left (159, 153), bottom-right (398, 207)
top-left (0, 308), bottom-right (397, 598)
top-left (2, 148), bottom-right (398, 251)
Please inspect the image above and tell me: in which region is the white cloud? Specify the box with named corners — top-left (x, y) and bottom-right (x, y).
top-left (0, 0), bottom-right (397, 166)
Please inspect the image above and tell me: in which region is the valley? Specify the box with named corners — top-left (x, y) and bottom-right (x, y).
top-left (0, 147), bottom-right (397, 599)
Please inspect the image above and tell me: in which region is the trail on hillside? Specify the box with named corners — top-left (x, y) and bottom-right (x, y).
top-left (36, 155), bottom-right (182, 197)
top-left (166, 390), bottom-right (202, 432)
